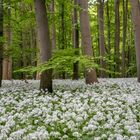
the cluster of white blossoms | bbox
[0,78,140,140]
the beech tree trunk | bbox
[3,0,12,80]
[36,33,40,80]
[3,58,12,79]
[72,0,79,80]
[122,0,128,77]
[61,3,65,79]
[0,0,3,87]
[49,0,56,50]
[97,0,106,78]
[114,0,120,76]
[106,0,111,77]
[78,0,98,84]
[130,0,140,82]
[34,0,52,92]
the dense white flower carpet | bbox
[0,79,140,140]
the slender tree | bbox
[130,0,140,82]
[122,0,128,77]
[61,2,65,79]
[72,0,79,80]
[34,0,52,92]
[114,0,120,75]
[0,0,3,87]
[106,0,111,77]
[18,2,26,79]
[78,0,98,84]
[49,0,56,50]
[97,0,106,77]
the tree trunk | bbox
[34,0,52,92]
[3,0,12,80]
[121,0,128,77]
[61,3,65,79]
[78,0,98,84]
[36,32,40,80]
[0,0,3,87]
[19,32,24,79]
[97,0,106,78]
[130,0,140,82]
[49,0,56,50]
[3,58,12,79]
[106,0,111,77]
[114,0,120,76]
[72,0,79,80]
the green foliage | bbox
[14,48,118,77]
[2,0,137,79]
[0,36,4,44]
[127,63,137,76]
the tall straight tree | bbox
[61,3,65,50]
[78,0,98,84]
[97,0,106,77]
[114,0,120,75]
[34,0,52,92]
[106,0,111,77]
[61,2,65,79]
[122,0,128,77]
[72,0,79,80]
[0,0,3,87]
[3,0,12,80]
[49,0,56,50]
[130,0,140,82]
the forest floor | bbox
[0,79,140,140]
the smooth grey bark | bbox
[34,0,52,92]
[130,0,140,82]
[0,0,3,87]
[78,0,98,84]
[97,0,106,78]
[72,0,79,80]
